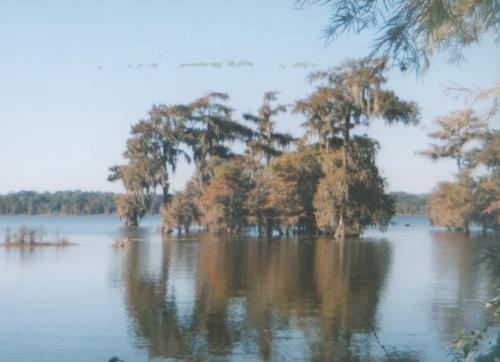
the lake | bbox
[0,215,497,361]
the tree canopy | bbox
[420,109,488,170]
[295,58,419,237]
[109,58,420,238]
[243,91,295,165]
[426,127,500,231]
[299,0,500,71]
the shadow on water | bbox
[116,235,398,361]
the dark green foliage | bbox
[390,192,428,215]
[0,191,117,215]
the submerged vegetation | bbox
[110,58,419,238]
[2,226,72,247]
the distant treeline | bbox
[0,191,117,215]
[390,192,428,215]
[0,190,426,216]
[0,191,162,215]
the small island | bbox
[2,226,73,248]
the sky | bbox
[0,0,499,195]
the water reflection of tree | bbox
[120,235,393,360]
[121,232,191,359]
[430,231,497,343]
[0,245,69,264]
[312,238,392,360]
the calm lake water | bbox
[0,215,498,361]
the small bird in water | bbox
[404,223,411,227]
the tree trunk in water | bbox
[162,184,169,205]
[127,212,139,228]
[196,160,208,191]
[160,183,170,234]
[335,119,351,240]
[265,220,273,239]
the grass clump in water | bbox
[2,226,73,247]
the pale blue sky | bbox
[0,0,498,194]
